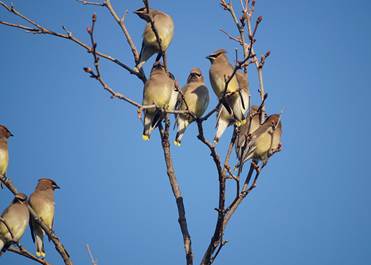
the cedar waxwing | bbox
[214,71,250,143]
[207,49,238,97]
[237,113,282,166]
[29,178,60,258]
[174,68,210,146]
[0,193,29,253]
[135,7,174,70]
[0,125,13,178]
[142,63,175,140]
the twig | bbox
[0,1,146,82]
[8,245,53,265]
[78,0,104,7]
[243,3,268,121]
[196,120,226,265]
[210,240,228,264]
[86,244,98,265]
[103,0,140,63]
[224,162,258,228]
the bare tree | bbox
[0,1,282,265]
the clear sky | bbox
[1,0,371,265]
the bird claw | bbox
[137,108,143,120]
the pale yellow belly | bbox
[255,133,272,158]
[37,204,55,229]
[0,149,9,176]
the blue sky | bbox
[1,0,371,264]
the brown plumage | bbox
[142,62,175,140]
[135,7,174,70]
[0,125,13,178]
[29,178,60,257]
[0,193,29,253]
[236,112,282,166]
[174,68,210,146]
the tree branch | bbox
[159,117,193,265]
[0,1,146,82]
[196,120,226,265]
[8,245,53,265]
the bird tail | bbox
[35,229,45,257]
[142,110,163,140]
[174,116,189,146]
[214,112,230,144]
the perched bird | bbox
[0,125,13,178]
[207,49,238,99]
[142,62,175,140]
[236,113,282,167]
[0,193,29,253]
[174,68,210,146]
[29,178,60,258]
[214,71,250,143]
[135,7,174,70]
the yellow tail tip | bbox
[235,119,246,127]
[36,251,46,258]
[174,140,181,147]
[142,134,150,141]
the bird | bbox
[0,193,29,253]
[0,125,13,179]
[236,112,282,167]
[214,71,250,143]
[142,62,175,140]
[29,178,60,258]
[134,7,174,70]
[207,49,239,100]
[174,68,210,146]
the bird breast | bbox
[143,77,173,108]
[183,84,209,117]
[0,146,8,176]
[209,65,238,98]
[254,132,273,158]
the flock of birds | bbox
[0,6,282,261]
[0,124,59,257]
[134,7,282,163]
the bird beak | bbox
[54,184,61,190]
[9,132,14,137]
